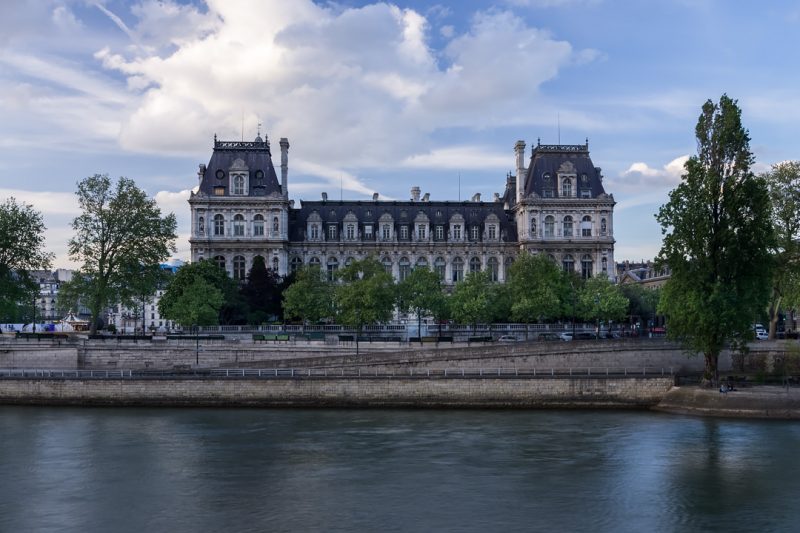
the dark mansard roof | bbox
[198,136,282,197]
[289,200,518,242]
[523,142,607,199]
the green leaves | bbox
[282,265,333,325]
[334,258,395,330]
[159,260,238,327]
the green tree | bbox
[449,270,497,328]
[762,161,800,338]
[620,284,661,329]
[397,266,446,343]
[656,95,773,383]
[68,175,177,334]
[507,253,568,324]
[334,258,395,353]
[577,274,629,335]
[159,260,238,327]
[282,265,333,328]
[241,256,283,324]
[0,198,53,321]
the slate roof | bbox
[290,200,518,242]
[523,143,607,199]
[198,137,282,197]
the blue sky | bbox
[2,0,799,267]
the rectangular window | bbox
[582,227,591,237]
[400,225,409,240]
[364,225,373,239]
[310,225,319,239]
[328,225,337,240]
[488,225,497,239]
[453,224,462,240]
[382,224,391,240]
[213,187,225,196]
[418,225,426,240]
[346,224,355,240]
[470,226,479,241]
[435,225,444,240]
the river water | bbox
[1,407,798,533]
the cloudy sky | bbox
[2,0,799,268]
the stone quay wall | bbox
[0,375,675,408]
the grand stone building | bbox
[189,134,615,284]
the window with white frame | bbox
[233,214,245,236]
[434,257,446,280]
[232,175,245,195]
[561,177,572,198]
[488,257,499,281]
[470,226,479,241]
[399,257,410,281]
[214,214,224,236]
[310,224,319,240]
[400,225,409,240]
[382,224,391,240]
[253,214,264,236]
[452,224,462,240]
[563,216,573,238]
[488,225,497,240]
[328,224,337,240]
[346,224,355,240]
[544,216,554,238]
[435,225,444,240]
[233,255,246,280]
[417,225,426,240]
[452,257,464,282]
[469,256,481,273]
[364,224,373,239]
[582,216,592,237]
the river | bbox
[1,407,798,532]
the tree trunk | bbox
[702,351,720,387]
[768,287,781,340]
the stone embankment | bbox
[654,386,800,419]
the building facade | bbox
[189,134,615,284]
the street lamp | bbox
[193,324,199,366]
[594,293,600,340]
[355,270,364,357]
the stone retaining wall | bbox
[0,376,674,408]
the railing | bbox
[0,367,675,380]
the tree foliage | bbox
[397,266,446,340]
[449,270,500,326]
[282,265,333,325]
[158,260,236,327]
[0,198,53,320]
[656,95,774,382]
[577,274,629,324]
[507,253,569,323]
[240,256,283,324]
[620,284,661,324]
[762,161,800,338]
[68,175,177,334]
[334,257,395,332]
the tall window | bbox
[562,254,574,273]
[382,256,393,274]
[233,175,245,195]
[273,217,280,236]
[233,255,246,280]
[253,214,264,236]
[310,224,319,240]
[214,255,226,271]
[346,224,355,240]
[488,225,497,240]
[364,225,373,240]
[197,216,205,235]
[399,257,411,281]
[328,225,337,241]
[488,257,499,281]
[452,257,464,283]
[562,177,572,198]
[416,257,428,269]
[469,256,481,273]
[214,214,225,236]
[452,224,462,240]
[581,254,593,279]
[400,225,409,240]
[563,216,573,238]
[600,218,607,235]
[470,226,479,241]
[327,257,338,281]
[309,257,321,267]
[290,256,303,273]
[544,216,554,238]
[434,257,446,280]
[582,216,592,237]
[417,225,426,240]
[382,224,391,240]
[530,218,536,237]
[435,225,444,240]
[233,214,245,236]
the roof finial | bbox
[257,122,262,137]
[586,137,589,147]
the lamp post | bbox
[594,294,600,340]
[32,291,36,334]
[355,270,364,357]
[193,324,199,366]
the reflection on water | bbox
[1,407,799,533]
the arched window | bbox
[530,218,536,237]
[214,255,226,271]
[327,257,338,281]
[416,257,428,269]
[309,257,321,267]
[272,256,279,273]
[600,218,607,235]
[469,256,481,273]
[581,254,593,279]
[452,257,464,283]
[233,175,245,195]
[197,216,204,235]
[434,257,446,280]
[233,214,245,237]
[382,256,393,274]
[563,216,573,238]
[582,216,592,237]
[290,256,303,273]
[214,214,224,236]
[399,257,411,281]
[233,255,246,280]
[562,254,574,273]
[562,177,572,198]
[253,214,264,236]
[488,257,499,282]
[544,216,555,238]
[273,216,280,236]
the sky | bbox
[2,0,799,269]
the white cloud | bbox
[607,155,688,194]
[0,189,79,216]
[402,146,510,170]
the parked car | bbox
[755,329,768,340]
[573,332,596,340]
[537,332,560,341]
[558,332,573,341]
[498,335,519,342]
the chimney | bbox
[471,193,481,202]
[422,192,430,202]
[322,192,328,201]
[280,138,289,198]
[410,186,421,202]
[373,192,379,201]
[515,140,526,202]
